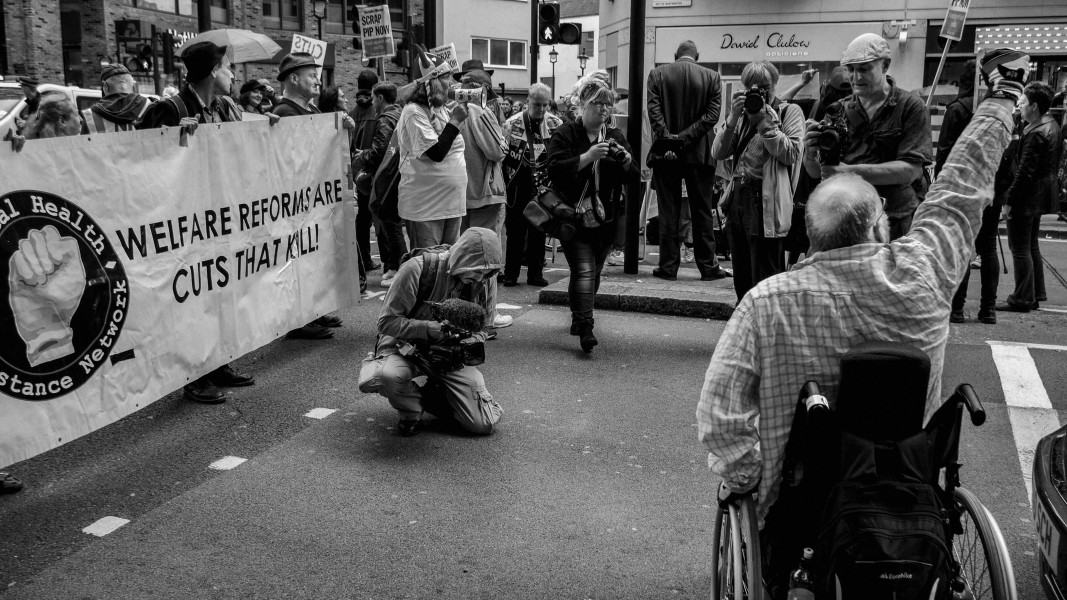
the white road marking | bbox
[544,268,567,273]
[988,341,1062,506]
[82,516,130,537]
[304,408,337,419]
[363,291,386,299]
[496,303,522,310]
[990,340,1067,352]
[1038,307,1067,314]
[208,456,247,471]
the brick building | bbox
[1,0,436,97]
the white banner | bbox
[0,115,358,467]
[292,33,328,79]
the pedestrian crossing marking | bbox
[82,516,130,537]
[304,408,337,420]
[208,456,247,471]
[990,340,1067,352]
[988,341,1062,507]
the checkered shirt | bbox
[697,100,1015,522]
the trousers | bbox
[951,204,1001,312]
[378,354,502,435]
[407,217,462,249]
[652,162,719,276]
[561,225,615,324]
[1006,214,1046,306]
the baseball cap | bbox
[841,33,891,65]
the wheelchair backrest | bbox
[835,341,930,443]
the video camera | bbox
[398,299,486,374]
[810,102,849,166]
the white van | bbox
[0,79,159,140]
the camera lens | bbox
[744,90,764,114]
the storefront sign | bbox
[358,4,395,59]
[655,23,891,64]
[941,0,971,42]
[653,0,692,7]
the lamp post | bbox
[548,47,558,98]
[311,0,328,40]
[578,47,588,77]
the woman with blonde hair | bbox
[546,77,638,352]
[22,92,83,139]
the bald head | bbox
[675,40,699,61]
[805,173,887,252]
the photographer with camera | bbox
[711,61,805,301]
[367,227,504,437]
[802,33,932,240]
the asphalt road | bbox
[1,235,1066,600]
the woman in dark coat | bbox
[546,78,638,352]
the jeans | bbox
[951,204,1001,312]
[1006,213,1045,307]
[407,217,462,249]
[504,197,546,280]
[561,225,615,325]
[377,218,408,271]
[462,203,504,235]
[652,162,719,276]
[727,182,784,301]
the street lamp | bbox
[578,47,588,77]
[548,47,558,98]
[311,0,328,41]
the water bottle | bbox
[787,548,816,600]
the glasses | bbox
[589,101,612,111]
[876,196,887,223]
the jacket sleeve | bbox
[679,70,722,146]
[710,121,737,162]
[364,114,393,174]
[467,107,507,162]
[377,258,442,342]
[761,103,803,165]
[646,70,667,140]
[1004,129,1047,209]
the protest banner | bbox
[292,33,328,79]
[0,115,358,467]
[927,0,972,107]
[429,43,460,73]
[358,5,395,59]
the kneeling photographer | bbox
[363,227,504,437]
[711,60,805,302]
[802,33,932,240]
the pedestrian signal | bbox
[538,3,560,45]
[559,22,582,45]
[160,32,175,74]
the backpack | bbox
[369,127,402,223]
[400,245,451,319]
[815,431,953,600]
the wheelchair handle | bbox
[799,381,825,413]
[956,384,986,426]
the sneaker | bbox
[492,314,514,328]
[682,247,694,263]
[969,256,982,270]
[606,250,624,266]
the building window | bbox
[580,31,594,59]
[471,37,526,68]
[263,0,302,31]
[121,0,228,21]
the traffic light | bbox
[131,43,153,72]
[160,32,175,74]
[559,22,582,45]
[538,2,560,45]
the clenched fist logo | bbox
[8,225,86,367]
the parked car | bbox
[0,78,159,141]
[1035,424,1067,600]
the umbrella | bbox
[179,29,282,64]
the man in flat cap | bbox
[140,41,242,129]
[139,41,254,404]
[14,76,41,135]
[270,52,354,340]
[802,32,932,240]
[83,65,150,133]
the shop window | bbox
[123,0,228,22]
[471,37,525,68]
[580,31,594,60]
[263,0,302,31]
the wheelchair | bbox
[709,341,1017,600]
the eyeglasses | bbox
[876,196,887,222]
[589,101,612,111]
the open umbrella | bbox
[179,29,282,64]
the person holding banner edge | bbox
[137,41,256,404]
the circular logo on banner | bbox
[0,190,129,401]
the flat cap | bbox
[278,52,318,81]
[841,33,891,65]
[101,64,131,81]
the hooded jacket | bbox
[83,93,150,132]
[376,227,503,354]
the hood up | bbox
[447,227,503,275]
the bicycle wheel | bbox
[710,495,763,600]
[952,487,1017,600]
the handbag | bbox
[369,128,402,223]
[524,187,578,241]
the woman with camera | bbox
[546,77,638,352]
[711,60,805,301]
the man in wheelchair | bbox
[697,49,1029,599]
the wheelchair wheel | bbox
[952,487,1017,600]
[710,494,763,600]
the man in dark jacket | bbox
[360,81,406,284]
[646,40,730,281]
[83,65,150,133]
[999,81,1063,313]
[349,69,380,275]
[140,41,242,129]
[137,41,254,404]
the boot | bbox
[578,323,598,353]
[977,305,997,324]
